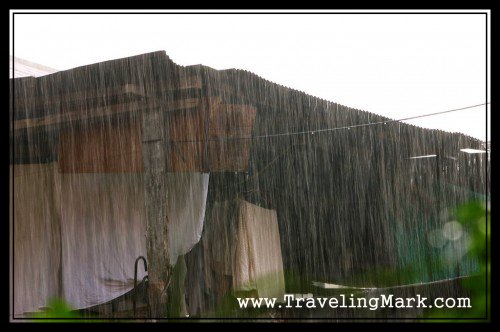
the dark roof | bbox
[10,50,484,165]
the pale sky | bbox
[10,11,490,141]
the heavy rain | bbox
[10,11,490,322]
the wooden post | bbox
[141,108,171,318]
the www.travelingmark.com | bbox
[237,294,471,311]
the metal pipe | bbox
[133,256,148,317]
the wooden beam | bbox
[141,106,172,318]
[13,84,148,111]
[13,98,201,131]
[13,76,202,111]
[145,75,202,92]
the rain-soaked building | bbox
[10,51,489,319]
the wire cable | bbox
[171,102,489,143]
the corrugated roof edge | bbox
[10,51,484,143]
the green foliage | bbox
[30,298,99,322]
[423,201,490,321]
[32,298,81,323]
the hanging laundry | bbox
[57,171,208,310]
[204,199,285,300]
[165,173,209,265]
[60,172,147,310]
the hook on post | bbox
[133,256,149,317]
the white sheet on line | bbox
[165,173,210,266]
[60,172,147,310]
[234,200,286,300]
[13,163,209,313]
[60,171,209,310]
[205,199,286,300]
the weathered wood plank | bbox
[58,119,144,173]
[53,98,255,174]
[165,97,257,172]
[14,84,147,111]
[13,75,201,111]
[141,107,171,318]
[13,98,200,131]
[143,75,202,93]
